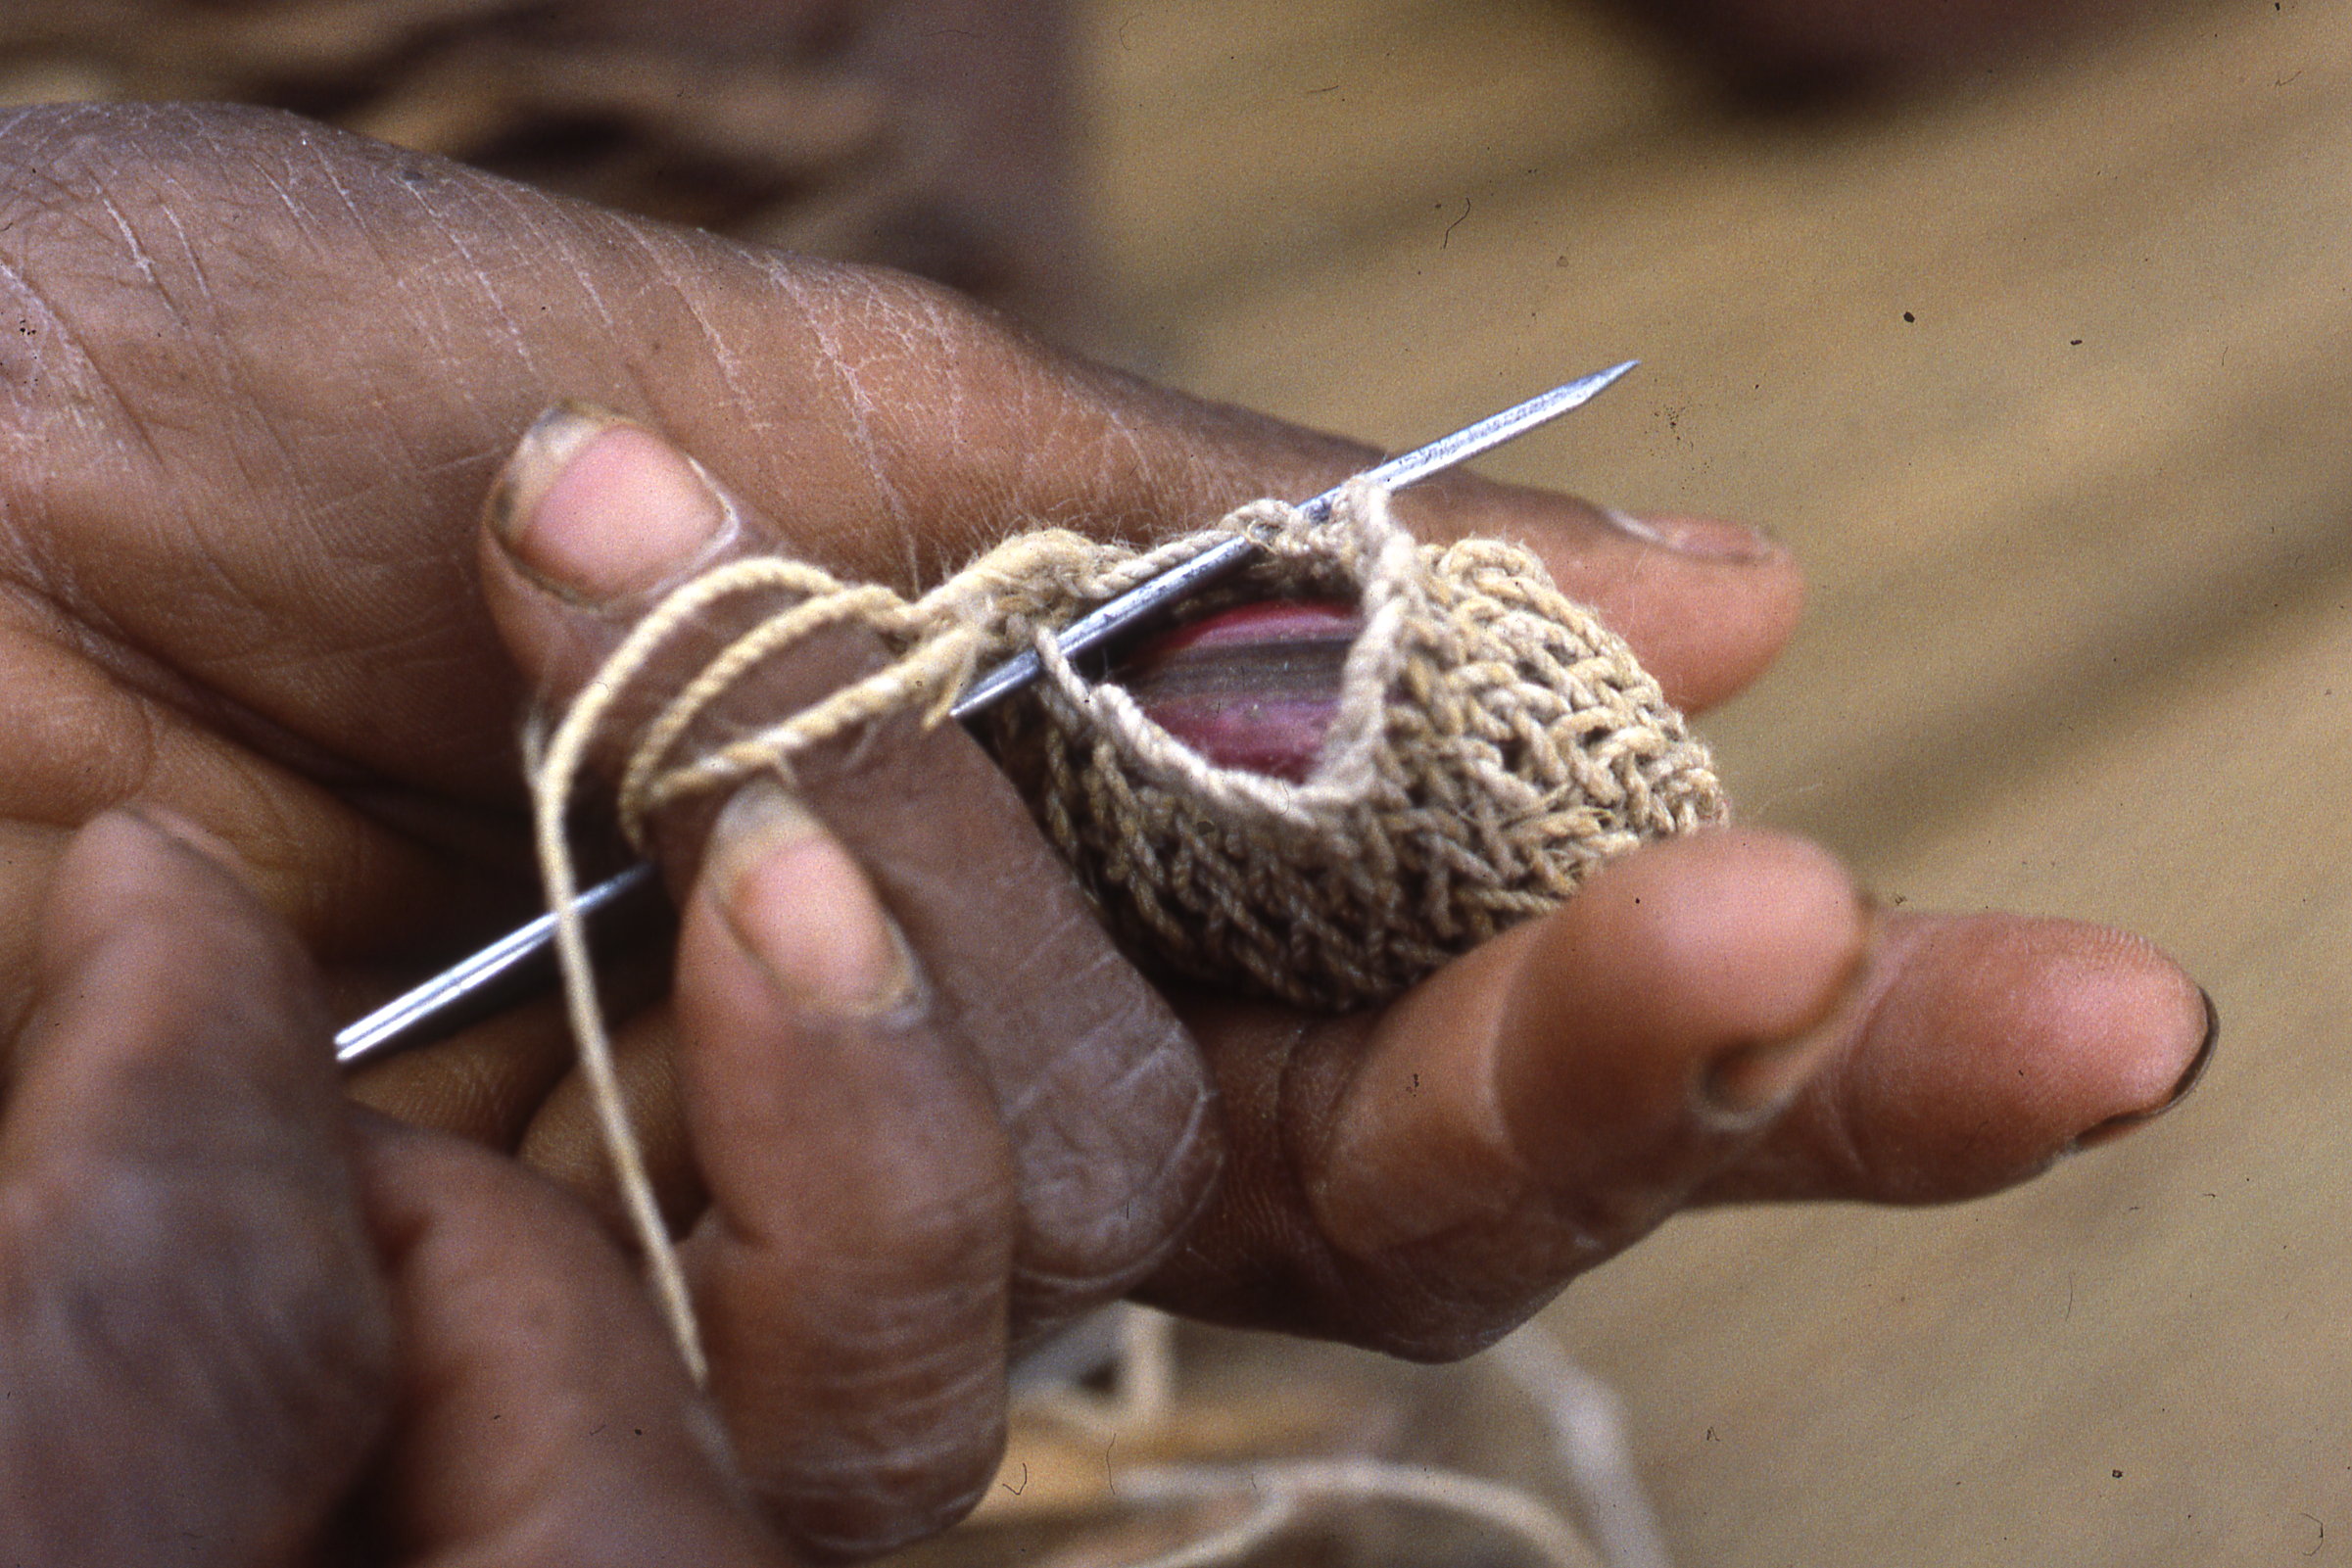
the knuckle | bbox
[1009,1003,1221,1307]
[741,1297,1008,1558]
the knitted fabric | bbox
[986,480,1727,1011]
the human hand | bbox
[0,102,2211,1557]
[0,812,788,1567]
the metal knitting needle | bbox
[335,360,1640,1068]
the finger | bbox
[1453,492,1800,716]
[0,811,391,1567]
[479,405,1220,1331]
[346,991,578,1151]
[462,379,1791,728]
[1141,828,1870,1356]
[674,783,1018,1557]
[1140,833,2213,1359]
[1689,911,2217,1206]
[349,1113,784,1567]
[518,1002,706,1232]
[349,929,675,1154]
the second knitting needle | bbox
[336,361,1641,1066]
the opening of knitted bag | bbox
[984,479,1727,1013]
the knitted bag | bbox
[560,476,1726,1016]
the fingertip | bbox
[517,1010,704,1238]
[1920,919,2212,1137]
[1623,532,1805,714]
[52,807,233,917]
[489,404,736,603]
[484,402,613,560]
[32,809,317,1043]
[344,1102,497,1258]
[1569,516,1805,715]
[1503,828,1868,1062]
[1489,829,1870,1193]
[342,994,580,1152]
[350,1102,621,1279]
[2070,981,2216,1151]
[699,781,920,1023]
[2002,924,2214,1151]
[1744,915,2219,1204]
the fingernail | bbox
[705,781,917,1019]
[1601,507,1779,564]
[2067,987,2220,1153]
[1698,948,1873,1124]
[487,401,734,603]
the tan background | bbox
[1078,1,2352,1562]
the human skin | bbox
[0,103,2211,1558]
[0,812,792,1567]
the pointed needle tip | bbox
[1515,358,1640,421]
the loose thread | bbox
[1117,1460,1601,1568]
[532,588,719,1382]
[1491,1333,1677,1568]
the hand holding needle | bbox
[335,362,1641,1067]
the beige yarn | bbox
[990,480,1725,1010]
[531,476,1725,1370]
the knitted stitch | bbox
[986,480,1726,1010]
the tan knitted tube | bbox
[985,479,1727,1010]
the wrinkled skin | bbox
[0,813,791,1567]
[0,104,2212,1559]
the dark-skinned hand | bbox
[0,811,792,1567]
[0,102,2212,1559]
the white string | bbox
[1114,1459,1602,1568]
[1491,1333,1677,1568]
[1013,1310,1669,1568]
[530,598,719,1382]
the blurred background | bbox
[3,0,2347,1561]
